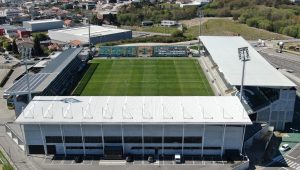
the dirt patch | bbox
[179,17,233,28]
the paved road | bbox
[265,143,300,169]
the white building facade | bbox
[16,96,252,157]
[23,19,63,32]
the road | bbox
[264,143,300,169]
[258,48,300,91]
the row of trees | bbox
[117,3,198,26]
[203,0,300,38]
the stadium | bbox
[8,36,296,162]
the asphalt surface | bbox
[265,143,300,169]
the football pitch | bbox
[74,59,214,96]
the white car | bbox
[279,144,290,152]
[175,154,182,164]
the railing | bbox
[4,123,25,151]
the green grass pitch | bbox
[76,59,214,96]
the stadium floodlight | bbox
[197,8,204,56]
[238,47,250,101]
[21,45,32,102]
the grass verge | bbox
[185,19,291,40]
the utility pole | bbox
[238,47,250,101]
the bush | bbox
[172,30,184,37]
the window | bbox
[203,147,221,150]
[85,146,102,149]
[85,136,102,143]
[184,137,202,143]
[64,136,82,143]
[124,137,142,143]
[46,136,62,143]
[164,137,182,143]
[144,137,162,143]
[28,145,45,154]
[104,137,122,143]
[66,146,83,149]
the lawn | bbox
[76,59,214,96]
[185,19,291,40]
[0,151,13,170]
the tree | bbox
[172,30,184,37]
[33,33,49,41]
[32,36,44,56]
[12,39,19,54]
[3,41,12,51]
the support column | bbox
[80,124,86,156]
[240,124,246,154]
[101,124,105,156]
[221,124,226,157]
[59,124,66,156]
[201,124,205,158]
[39,124,47,156]
[20,124,28,155]
[182,123,184,156]
[162,124,164,158]
[121,124,125,156]
[142,123,144,163]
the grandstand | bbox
[3,47,87,116]
[199,36,297,130]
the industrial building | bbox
[199,36,297,130]
[23,19,63,32]
[4,48,86,115]
[48,25,132,45]
[16,96,251,157]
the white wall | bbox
[24,124,245,156]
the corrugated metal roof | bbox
[5,48,83,95]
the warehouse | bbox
[23,19,63,32]
[48,25,132,45]
[16,96,251,158]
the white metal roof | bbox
[25,19,63,24]
[200,36,296,87]
[16,96,251,125]
[49,25,131,38]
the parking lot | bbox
[40,155,232,166]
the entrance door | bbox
[104,146,123,160]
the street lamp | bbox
[238,47,250,101]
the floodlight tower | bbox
[21,46,32,102]
[198,8,203,56]
[238,47,250,101]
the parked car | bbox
[74,156,83,163]
[126,155,133,162]
[279,144,290,152]
[148,155,155,163]
[175,154,182,164]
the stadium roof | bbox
[200,36,296,88]
[4,48,82,95]
[16,96,252,125]
[49,25,131,38]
